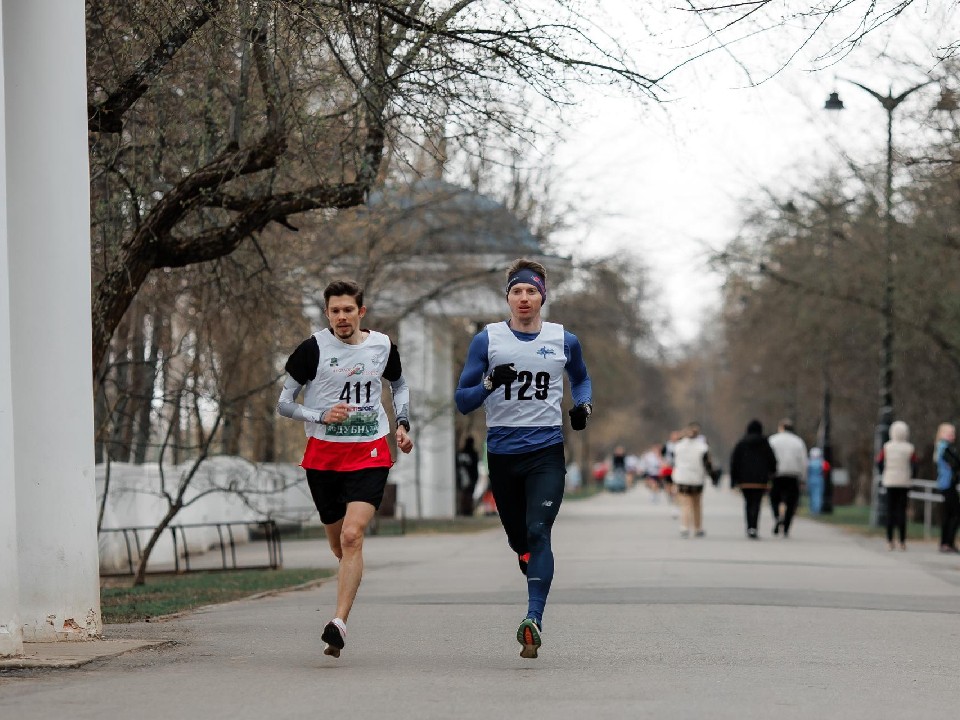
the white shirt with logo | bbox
[302,330,391,442]
[483,321,566,428]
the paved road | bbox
[3,484,960,719]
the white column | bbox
[0,0,21,658]
[5,0,101,640]
[394,313,456,518]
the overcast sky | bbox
[547,0,958,347]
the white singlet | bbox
[483,321,566,428]
[302,330,392,442]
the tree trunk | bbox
[108,312,133,461]
[133,501,182,586]
[133,312,159,464]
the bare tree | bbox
[682,0,958,71]
[548,256,678,463]
[712,137,960,496]
[88,0,660,378]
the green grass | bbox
[800,503,931,540]
[100,568,335,624]
[292,515,502,540]
[398,516,502,533]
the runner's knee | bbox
[340,525,365,551]
[527,521,551,551]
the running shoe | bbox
[321,620,345,658]
[517,618,542,659]
[518,552,531,576]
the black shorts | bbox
[676,484,703,496]
[306,467,390,524]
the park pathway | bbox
[2,484,959,719]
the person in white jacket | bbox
[672,423,713,537]
[767,419,807,537]
[877,420,917,551]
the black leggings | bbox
[940,486,960,548]
[770,476,800,531]
[884,486,909,544]
[486,443,566,558]
[487,443,566,622]
[742,488,765,532]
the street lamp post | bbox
[815,191,852,513]
[825,79,932,520]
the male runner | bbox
[277,279,413,658]
[455,258,593,659]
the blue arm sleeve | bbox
[564,331,592,406]
[455,330,492,414]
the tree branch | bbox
[89,0,223,133]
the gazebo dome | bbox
[368,179,542,256]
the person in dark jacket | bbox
[729,419,778,539]
[456,436,480,516]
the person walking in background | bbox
[768,418,808,538]
[876,421,918,551]
[276,279,414,658]
[456,436,480,516]
[806,448,830,515]
[672,423,712,538]
[661,430,681,517]
[729,419,778,539]
[934,422,960,553]
[607,445,628,492]
[639,444,663,501]
[455,257,593,659]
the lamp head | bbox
[824,91,844,111]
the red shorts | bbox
[301,436,392,472]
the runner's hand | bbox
[396,425,414,453]
[569,403,592,431]
[323,403,352,424]
[487,363,518,389]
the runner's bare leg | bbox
[335,501,377,622]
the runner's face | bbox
[507,283,542,322]
[325,294,365,341]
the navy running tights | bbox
[487,443,566,628]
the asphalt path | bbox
[3,483,960,719]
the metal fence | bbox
[99,520,282,577]
[907,479,942,539]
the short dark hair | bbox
[323,279,364,308]
[779,418,794,432]
[506,258,547,281]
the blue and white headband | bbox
[505,269,547,304]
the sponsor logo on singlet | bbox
[325,408,379,436]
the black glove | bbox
[569,403,592,431]
[486,363,518,389]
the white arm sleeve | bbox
[276,376,325,424]
[390,374,410,427]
